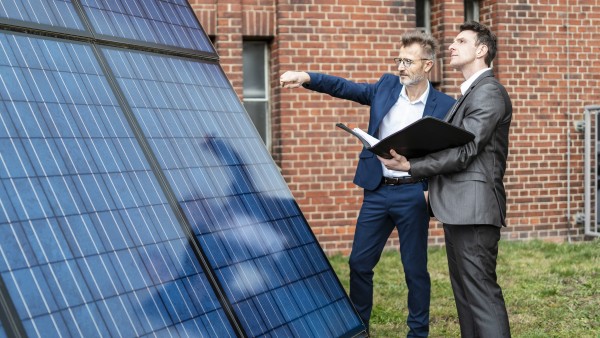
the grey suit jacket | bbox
[410,70,512,227]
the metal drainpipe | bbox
[567,122,571,243]
[584,109,590,237]
[565,7,572,243]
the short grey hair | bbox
[400,30,438,60]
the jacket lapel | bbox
[422,83,436,117]
[444,94,465,122]
[372,80,402,133]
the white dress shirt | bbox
[379,83,430,178]
[460,68,491,95]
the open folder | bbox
[336,116,475,159]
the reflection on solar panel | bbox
[0,1,367,337]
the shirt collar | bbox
[400,81,431,105]
[460,68,491,95]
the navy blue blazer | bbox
[304,72,456,191]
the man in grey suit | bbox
[383,21,512,337]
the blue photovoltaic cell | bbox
[0,0,85,31]
[0,32,234,337]
[102,48,364,336]
[80,0,215,53]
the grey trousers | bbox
[443,224,511,338]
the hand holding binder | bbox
[336,116,475,159]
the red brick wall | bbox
[482,0,600,241]
[190,0,600,254]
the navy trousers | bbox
[349,182,430,337]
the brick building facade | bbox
[189,0,600,254]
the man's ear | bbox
[477,44,488,58]
[424,59,434,73]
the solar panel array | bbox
[0,1,367,337]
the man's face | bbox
[395,44,431,87]
[448,30,479,69]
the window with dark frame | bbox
[464,0,480,21]
[242,41,271,148]
[416,0,431,33]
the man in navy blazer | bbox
[280,31,455,336]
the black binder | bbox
[336,116,475,159]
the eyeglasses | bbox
[393,57,431,68]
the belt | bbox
[381,176,423,185]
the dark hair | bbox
[401,30,437,60]
[460,21,497,66]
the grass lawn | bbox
[328,240,600,337]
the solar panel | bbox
[0,0,85,31]
[80,0,215,54]
[0,0,367,337]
